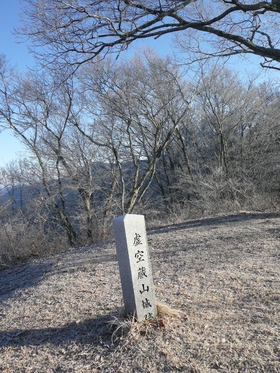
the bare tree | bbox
[0,159,58,263]
[76,51,194,213]
[166,63,278,215]
[241,81,280,198]
[192,64,263,176]
[0,57,79,245]
[19,0,280,72]
[0,60,110,246]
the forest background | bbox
[0,0,280,266]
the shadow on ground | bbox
[0,248,117,302]
[148,212,280,235]
[0,312,121,348]
[0,262,53,302]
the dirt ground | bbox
[0,212,279,372]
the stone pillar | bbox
[112,214,157,322]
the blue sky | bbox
[0,0,34,70]
[0,0,35,167]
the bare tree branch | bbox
[18,0,280,71]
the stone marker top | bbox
[113,214,148,247]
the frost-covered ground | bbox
[1,213,279,372]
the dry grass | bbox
[0,212,279,372]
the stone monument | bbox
[112,214,157,322]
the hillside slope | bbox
[0,213,280,372]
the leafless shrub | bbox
[0,215,69,267]
[172,167,280,221]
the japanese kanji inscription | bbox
[112,214,157,322]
